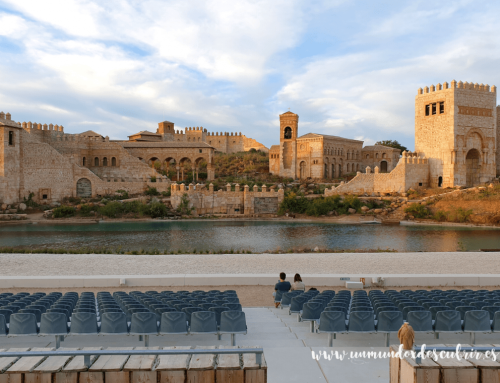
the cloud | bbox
[0,1,499,149]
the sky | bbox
[0,0,499,149]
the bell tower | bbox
[279,111,298,178]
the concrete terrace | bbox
[3,307,500,382]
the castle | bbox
[0,115,266,204]
[269,111,400,179]
[326,81,499,195]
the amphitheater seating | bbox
[273,287,500,346]
[0,289,246,347]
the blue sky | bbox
[0,0,499,149]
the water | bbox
[0,221,499,252]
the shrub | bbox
[147,202,168,218]
[99,201,123,218]
[150,176,157,182]
[161,190,171,197]
[115,190,129,200]
[404,203,430,218]
[53,205,76,218]
[80,204,93,216]
[454,207,473,223]
[145,187,159,196]
[434,210,448,222]
[23,192,40,208]
[177,193,194,215]
[278,192,309,214]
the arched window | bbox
[8,131,14,145]
[284,127,292,139]
[376,153,379,159]
[347,163,351,172]
[366,154,369,159]
[103,157,108,166]
[382,153,386,158]
[112,157,116,166]
[94,157,99,166]
[82,157,86,166]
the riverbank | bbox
[1,252,500,276]
[3,213,500,230]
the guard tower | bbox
[279,111,298,179]
[156,121,175,141]
[415,81,497,187]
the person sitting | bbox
[273,272,291,308]
[291,273,305,291]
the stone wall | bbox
[325,152,429,195]
[497,105,500,176]
[415,81,497,187]
[170,183,284,215]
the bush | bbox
[147,202,168,218]
[150,176,157,182]
[177,193,194,215]
[53,205,76,218]
[434,210,448,222]
[98,201,123,218]
[161,190,171,197]
[454,207,473,223]
[115,190,129,200]
[145,187,159,196]
[278,192,309,214]
[80,204,93,216]
[404,203,430,218]
[23,192,40,208]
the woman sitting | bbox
[291,273,305,291]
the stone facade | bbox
[326,80,499,195]
[170,183,284,215]
[325,151,429,195]
[269,111,397,180]
[361,145,400,173]
[0,114,206,204]
[415,81,497,187]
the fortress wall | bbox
[325,153,429,195]
[497,106,500,176]
[170,183,284,215]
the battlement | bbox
[171,183,283,193]
[0,111,12,121]
[417,81,497,95]
[22,121,64,133]
[206,132,242,136]
[400,151,428,164]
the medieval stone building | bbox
[327,80,499,195]
[269,111,399,179]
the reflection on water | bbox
[0,221,499,252]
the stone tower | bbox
[157,121,175,141]
[0,112,24,202]
[279,111,298,179]
[415,81,497,187]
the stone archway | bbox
[380,161,388,173]
[76,178,92,198]
[466,149,481,187]
[300,161,307,179]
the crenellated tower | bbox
[415,81,497,187]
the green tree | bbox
[375,140,408,153]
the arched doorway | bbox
[76,178,92,198]
[300,161,306,179]
[466,149,480,186]
[380,161,388,173]
[438,176,443,187]
[331,164,335,178]
[338,164,342,177]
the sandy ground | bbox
[1,252,500,276]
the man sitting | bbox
[273,272,291,308]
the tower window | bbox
[8,131,14,145]
[83,157,86,166]
[284,127,292,139]
[112,157,116,166]
[425,105,430,116]
[439,102,445,114]
[432,103,437,115]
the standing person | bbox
[291,273,305,291]
[273,272,291,308]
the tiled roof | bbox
[298,133,364,143]
[118,141,214,148]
